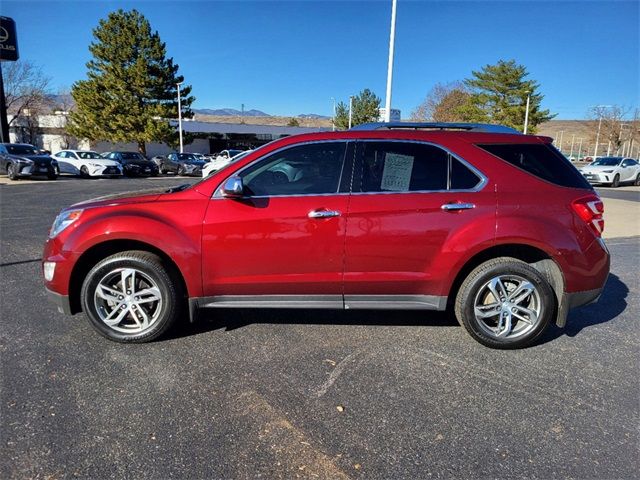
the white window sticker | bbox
[381,153,414,191]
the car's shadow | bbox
[167,273,629,345]
[168,306,457,341]
[539,273,629,343]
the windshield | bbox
[7,144,38,155]
[121,152,146,160]
[77,151,102,159]
[177,153,198,161]
[227,150,243,157]
[591,157,622,166]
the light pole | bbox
[383,0,398,123]
[176,82,183,153]
[558,131,564,152]
[577,137,583,160]
[569,134,575,159]
[592,105,611,159]
[593,115,603,159]
[348,95,354,129]
[523,90,531,134]
[331,97,336,131]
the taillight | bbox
[572,196,604,236]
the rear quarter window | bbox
[477,143,591,189]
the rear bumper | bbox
[567,287,603,309]
[46,287,73,315]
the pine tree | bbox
[459,59,554,133]
[68,9,194,154]
[334,89,381,130]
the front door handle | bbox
[441,202,475,211]
[308,209,341,219]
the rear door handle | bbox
[308,209,341,219]
[441,202,475,211]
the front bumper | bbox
[582,173,613,184]
[46,287,73,315]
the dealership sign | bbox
[0,16,19,61]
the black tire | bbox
[80,165,90,178]
[47,165,59,180]
[634,173,640,186]
[177,164,185,176]
[81,250,183,343]
[7,162,18,180]
[611,174,620,188]
[454,257,555,349]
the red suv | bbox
[42,123,609,349]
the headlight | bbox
[49,209,83,238]
[602,170,613,173]
[16,157,34,165]
[89,163,101,167]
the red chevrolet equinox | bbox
[43,123,610,349]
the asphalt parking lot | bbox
[1,176,639,479]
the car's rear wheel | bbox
[611,174,620,188]
[455,257,555,349]
[81,251,183,343]
[7,163,18,180]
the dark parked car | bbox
[0,143,59,180]
[101,151,159,177]
[43,122,609,349]
[158,152,206,176]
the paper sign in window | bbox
[381,153,414,191]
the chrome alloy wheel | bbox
[473,274,542,340]
[93,267,163,333]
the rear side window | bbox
[478,143,591,189]
[356,141,482,193]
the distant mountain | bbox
[298,113,330,119]
[194,108,271,117]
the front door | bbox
[201,141,353,306]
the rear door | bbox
[201,141,354,304]
[343,140,496,309]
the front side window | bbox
[77,151,101,159]
[355,141,481,193]
[240,142,347,196]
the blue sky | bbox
[3,0,639,119]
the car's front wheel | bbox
[80,165,90,178]
[81,251,183,343]
[455,257,555,349]
[634,173,640,186]
[7,163,19,180]
[611,174,620,188]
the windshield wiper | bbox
[165,183,191,193]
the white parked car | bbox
[580,157,640,187]
[54,150,123,177]
[202,150,252,177]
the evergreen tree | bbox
[459,59,554,133]
[334,89,381,130]
[68,9,194,154]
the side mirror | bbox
[221,176,244,198]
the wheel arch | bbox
[447,243,566,326]
[68,239,189,315]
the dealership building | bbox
[9,112,329,156]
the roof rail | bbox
[349,122,521,134]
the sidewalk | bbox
[603,197,640,239]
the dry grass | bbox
[192,114,332,128]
